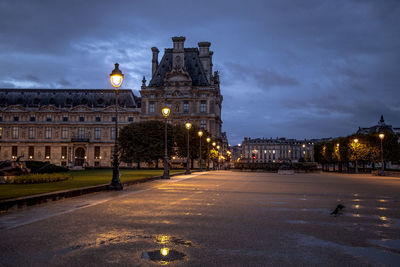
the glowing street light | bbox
[198,130,203,171]
[379,133,385,174]
[162,107,171,179]
[185,122,192,174]
[206,137,211,171]
[109,63,124,190]
[353,138,359,174]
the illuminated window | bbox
[45,146,51,159]
[0,127,2,139]
[61,146,67,159]
[28,146,34,159]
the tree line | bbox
[313,131,400,172]
[118,121,220,168]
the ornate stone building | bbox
[241,137,316,163]
[0,36,225,168]
[140,37,223,138]
[0,89,140,168]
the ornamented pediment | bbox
[164,68,192,87]
[70,105,92,112]
[3,105,27,111]
[38,105,60,111]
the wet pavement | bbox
[1,171,400,266]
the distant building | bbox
[140,36,223,138]
[241,137,318,163]
[357,115,400,137]
[0,89,140,168]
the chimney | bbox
[151,47,159,78]
[198,42,212,83]
[172,36,185,69]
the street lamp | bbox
[379,133,385,174]
[212,141,216,170]
[185,122,192,174]
[216,145,220,170]
[206,137,211,171]
[354,138,359,174]
[198,130,203,171]
[162,107,171,179]
[109,63,124,190]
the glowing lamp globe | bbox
[161,107,170,118]
[110,63,124,88]
[379,133,385,140]
[212,142,216,147]
[354,138,358,143]
[206,137,211,143]
[198,130,203,137]
[185,122,192,130]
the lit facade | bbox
[241,137,315,163]
[0,89,140,168]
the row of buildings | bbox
[0,37,225,168]
[233,116,400,164]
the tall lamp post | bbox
[206,137,211,171]
[353,138,359,174]
[198,130,203,171]
[379,133,385,174]
[109,63,124,190]
[185,122,192,174]
[212,142,216,169]
[216,145,220,170]
[162,107,171,179]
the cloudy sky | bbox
[0,0,399,145]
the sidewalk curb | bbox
[0,171,187,212]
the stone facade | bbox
[0,37,225,168]
[0,89,140,168]
[140,37,223,138]
[241,137,316,163]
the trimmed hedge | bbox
[2,173,72,184]
[25,161,69,174]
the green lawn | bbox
[0,169,183,200]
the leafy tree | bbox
[119,121,174,167]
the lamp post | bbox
[354,138,359,174]
[198,130,203,171]
[109,63,124,190]
[217,145,220,170]
[212,142,216,169]
[379,133,385,174]
[185,122,192,174]
[162,107,171,179]
[206,137,211,171]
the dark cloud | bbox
[0,0,399,145]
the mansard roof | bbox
[149,48,210,87]
[0,89,140,108]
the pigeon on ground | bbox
[331,204,345,216]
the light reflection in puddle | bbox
[352,199,361,202]
[352,204,362,209]
[378,199,389,203]
[141,248,186,265]
[377,207,388,210]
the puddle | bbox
[141,248,186,265]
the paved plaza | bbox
[1,171,400,266]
